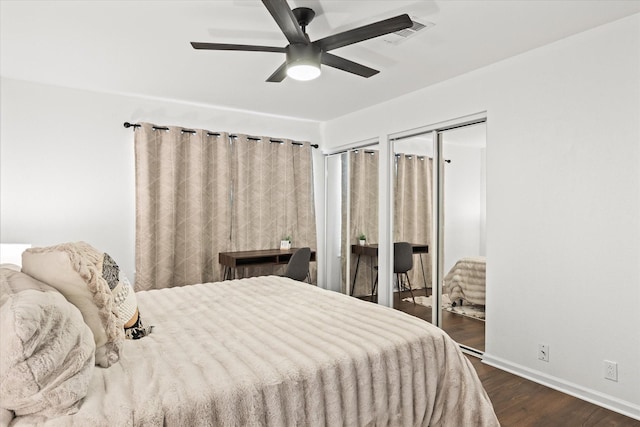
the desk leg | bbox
[370,257,377,298]
[419,254,427,289]
[351,254,361,296]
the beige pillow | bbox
[0,268,95,419]
[21,242,128,367]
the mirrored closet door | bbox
[439,122,486,352]
[324,145,380,299]
[391,120,486,353]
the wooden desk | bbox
[350,243,428,296]
[219,248,316,280]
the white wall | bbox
[321,14,640,418]
[0,79,322,281]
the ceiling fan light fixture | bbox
[286,44,321,81]
[287,63,321,81]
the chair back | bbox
[284,247,311,282]
[393,242,413,274]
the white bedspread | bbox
[443,257,486,306]
[13,276,498,426]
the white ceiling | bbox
[2,1,639,122]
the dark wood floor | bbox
[392,287,485,351]
[384,289,640,426]
[468,356,639,426]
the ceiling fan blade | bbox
[191,42,285,53]
[321,53,379,78]
[314,14,412,51]
[266,62,288,82]
[261,0,308,45]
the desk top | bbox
[219,248,316,268]
[351,243,428,256]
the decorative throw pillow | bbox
[0,268,95,419]
[101,253,152,340]
[21,242,151,367]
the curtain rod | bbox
[395,153,450,163]
[124,122,318,148]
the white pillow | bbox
[0,268,95,419]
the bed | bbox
[443,257,487,307]
[1,244,498,427]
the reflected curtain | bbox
[394,154,433,289]
[135,123,316,290]
[347,150,379,296]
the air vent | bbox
[381,17,434,45]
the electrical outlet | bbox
[538,344,549,362]
[604,360,618,381]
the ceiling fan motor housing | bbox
[286,43,321,69]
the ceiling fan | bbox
[191,0,413,82]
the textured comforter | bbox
[14,276,498,426]
[443,257,486,306]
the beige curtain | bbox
[231,136,317,280]
[394,154,433,289]
[135,123,316,290]
[347,150,379,296]
[135,124,232,290]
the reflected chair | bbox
[372,242,416,304]
[394,242,416,304]
[283,247,311,283]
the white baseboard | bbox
[481,353,640,421]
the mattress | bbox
[13,275,498,426]
[443,257,487,306]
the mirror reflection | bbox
[440,123,487,351]
[392,122,487,353]
[324,145,380,299]
[393,135,434,307]
[346,147,379,300]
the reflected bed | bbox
[443,257,487,306]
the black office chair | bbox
[394,242,416,304]
[372,242,416,304]
[283,247,311,283]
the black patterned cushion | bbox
[102,253,152,340]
